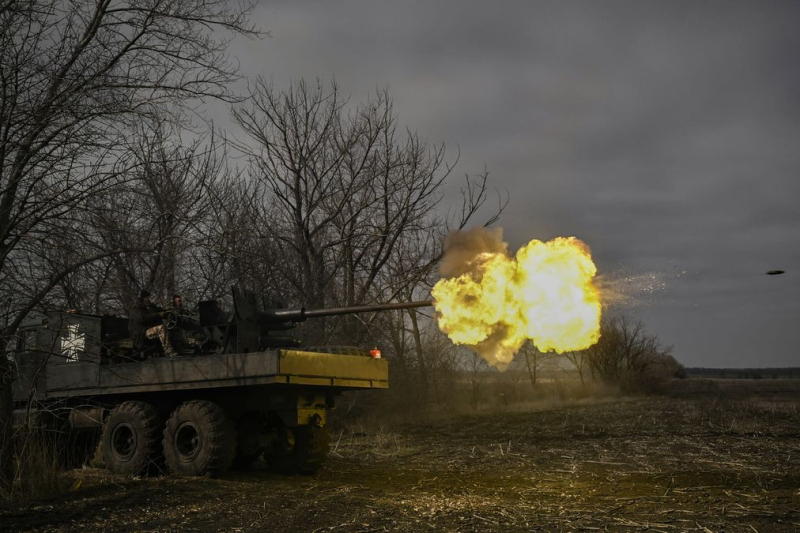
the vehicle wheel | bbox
[231,412,269,470]
[163,400,236,476]
[63,429,102,469]
[266,424,330,475]
[101,401,162,476]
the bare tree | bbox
[563,350,588,386]
[520,341,552,390]
[231,79,504,343]
[465,349,488,409]
[585,315,674,390]
[84,118,229,311]
[0,0,258,490]
[584,317,624,382]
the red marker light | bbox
[369,348,382,359]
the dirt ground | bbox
[2,379,799,532]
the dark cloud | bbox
[221,0,800,367]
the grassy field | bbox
[1,379,798,532]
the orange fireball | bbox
[432,231,601,370]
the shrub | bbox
[4,429,67,501]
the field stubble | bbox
[1,379,798,532]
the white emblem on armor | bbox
[61,324,85,362]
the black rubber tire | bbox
[62,429,102,469]
[231,451,261,471]
[231,412,268,470]
[267,425,330,475]
[101,401,162,476]
[163,400,236,476]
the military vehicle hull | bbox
[12,347,389,477]
[21,349,388,399]
[8,291,422,478]
[10,288,431,477]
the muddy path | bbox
[2,381,799,532]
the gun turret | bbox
[231,288,433,353]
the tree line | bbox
[0,0,680,491]
[370,313,684,415]
[0,0,506,490]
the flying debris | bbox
[765,270,785,276]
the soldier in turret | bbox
[170,293,184,311]
[128,290,176,357]
[167,292,203,353]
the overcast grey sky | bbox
[220,0,800,368]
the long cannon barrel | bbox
[304,300,434,319]
[260,300,434,324]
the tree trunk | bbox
[0,336,14,492]
[470,354,480,408]
[387,311,407,369]
[408,308,428,404]
[524,349,538,390]
[570,352,586,386]
[164,233,177,298]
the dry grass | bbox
[336,374,627,429]
[317,379,800,531]
[1,379,798,531]
[5,431,68,502]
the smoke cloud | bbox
[437,227,513,369]
[439,226,508,279]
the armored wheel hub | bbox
[175,421,203,462]
[110,422,137,461]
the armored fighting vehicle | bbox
[10,288,432,476]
